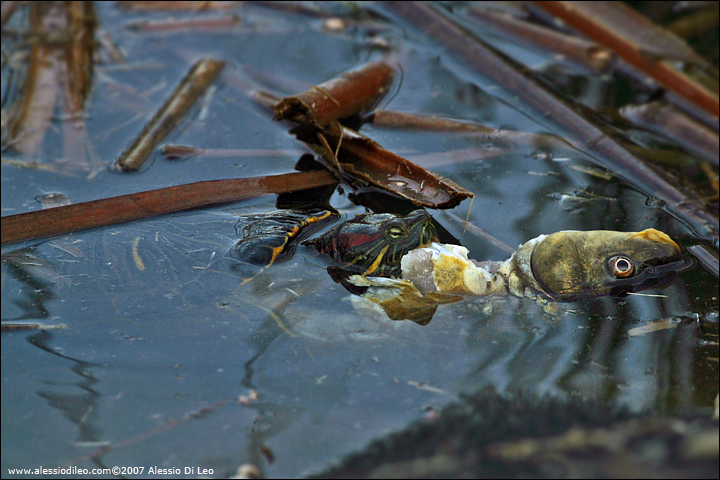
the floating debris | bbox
[627,318,679,337]
[112,58,225,172]
[1,323,68,331]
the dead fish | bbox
[352,228,689,320]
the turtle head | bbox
[375,210,439,275]
[306,210,439,277]
[529,229,688,301]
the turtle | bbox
[231,209,440,278]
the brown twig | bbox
[466,6,615,73]
[273,61,394,129]
[533,1,719,117]
[316,130,345,181]
[112,58,225,172]
[1,170,337,245]
[384,1,718,241]
[620,102,719,167]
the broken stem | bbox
[273,61,394,129]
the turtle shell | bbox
[232,210,339,267]
[303,210,439,277]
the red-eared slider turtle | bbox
[232,209,440,278]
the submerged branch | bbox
[467,6,615,73]
[370,110,568,150]
[1,170,336,245]
[160,144,296,159]
[533,1,719,117]
[620,102,719,167]
[687,244,719,278]
[112,58,225,172]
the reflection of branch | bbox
[67,399,230,467]
[384,1,719,242]
[441,211,514,254]
[1,249,56,321]
[5,3,62,156]
[127,15,242,32]
[4,2,97,172]
[28,331,103,444]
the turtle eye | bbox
[608,256,635,278]
[386,226,405,239]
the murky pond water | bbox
[2,2,717,478]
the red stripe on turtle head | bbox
[337,232,383,250]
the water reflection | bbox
[28,330,103,446]
[1,248,57,322]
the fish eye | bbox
[386,225,406,239]
[608,256,635,278]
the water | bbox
[2,2,717,478]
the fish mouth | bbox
[607,256,694,298]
